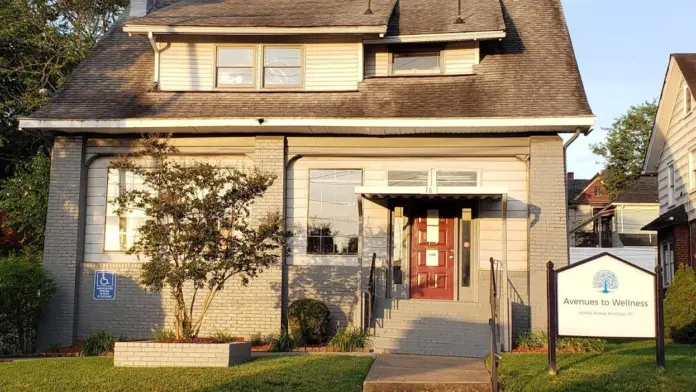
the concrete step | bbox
[363,354,492,392]
[372,337,488,357]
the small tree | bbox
[664,264,696,344]
[113,136,289,339]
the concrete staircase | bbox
[371,298,492,358]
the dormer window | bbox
[390,49,442,75]
[263,47,302,88]
[216,47,255,88]
[686,84,693,115]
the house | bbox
[567,172,610,247]
[18,0,594,357]
[568,175,659,271]
[643,53,696,287]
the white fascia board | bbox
[19,116,597,131]
[364,30,506,44]
[355,185,508,196]
[123,25,387,35]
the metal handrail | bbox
[489,257,499,391]
[365,252,377,333]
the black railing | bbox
[489,257,499,391]
[574,230,613,248]
[364,252,377,333]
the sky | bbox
[561,0,696,179]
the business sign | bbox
[557,253,655,338]
[93,270,116,300]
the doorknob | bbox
[449,255,454,259]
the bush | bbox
[288,299,330,344]
[250,332,268,346]
[269,328,297,352]
[0,254,55,354]
[329,326,370,352]
[81,331,115,356]
[516,330,606,353]
[211,330,242,343]
[150,325,175,341]
[664,264,696,344]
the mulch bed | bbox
[154,337,243,344]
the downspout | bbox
[148,32,160,86]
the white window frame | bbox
[660,239,675,287]
[667,162,676,207]
[262,45,304,89]
[104,168,147,252]
[389,49,443,76]
[689,148,696,193]
[685,82,693,115]
[214,45,257,89]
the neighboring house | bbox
[643,53,696,288]
[568,175,659,272]
[19,0,594,357]
[567,172,611,247]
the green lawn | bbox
[497,341,696,392]
[0,355,374,392]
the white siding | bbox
[84,155,252,263]
[657,77,696,219]
[364,41,477,78]
[159,42,214,91]
[286,157,528,271]
[616,205,659,234]
[570,247,657,273]
[304,42,360,91]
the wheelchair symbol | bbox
[97,272,112,287]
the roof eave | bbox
[364,30,506,44]
[123,24,389,35]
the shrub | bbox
[250,332,267,346]
[81,331,115,356]
[0,254,55,354]
[288,299,330,344]
[664,264,696,344]
[269,328,297,352]
[516,330,606,353]
[150,325,175,341]
[211,330,242,343]
[329,326,370,352]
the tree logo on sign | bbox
[593,270,618,294]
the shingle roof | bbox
[674,54,696,93]
[126,0,396,29]
[29,0,593,124]
[567,179,590,202]
[613,175,659,204]
[386,0,504,36]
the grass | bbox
[497,341,696,391]
[0,355,374,392]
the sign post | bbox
[547,253,662,371]
[546,261,557,375]
[655,265,665,369]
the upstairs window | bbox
[668,163,675,206]
[263,47,302,88]
[686,84,693,115]
[216,47,255,88]
[390,50,441,75]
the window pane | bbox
[436,171,477,187]
[217,68,253,86]
[392,52,440,73]
[264,68,301,86]
[307,169,362,255]
[217,48,253,67]
[388,171,428,186]
[264,48,301,66]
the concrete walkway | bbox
[363,354,492,392]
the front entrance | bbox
[410,206,456,300]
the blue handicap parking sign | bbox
[93,270,116,300]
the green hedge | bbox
[0,253,55,354]
[664,264,696,344]
[288,299,330,344]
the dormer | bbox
[123,0,506,92]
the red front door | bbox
[410,207,455,300]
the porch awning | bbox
[642,204,687,231]
[354,185,508,199]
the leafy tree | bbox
[0,153,50,248]
[113,136,290,339]
[664,264,696,344]
[590,101,658,200]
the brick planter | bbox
[114,341,251,367]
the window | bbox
[105,168,147,251]
[593,187,603,197]
[661,240,675,287]
[436,171,478,187]
[690,149,696,192]
[263,47,302,88]
[307,170,362,255]
[388,171,429,186]
[668,163,676,206]
[686,84,693,115]
[391,51,441,75]
[216,47,255,88]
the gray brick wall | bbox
[508,271,530,342]
[529,136,568,331]
[287,265,359,333]
[39,136,85,348]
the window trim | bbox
[690,148,696,193]
[685,82,693,115]
[388,48,444,76]
[660,239,675,287]
[262,45,304,90]
[667,162,676,207]
[305,168,363,256]
[214,45,257,90]
[103,167,146,253]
